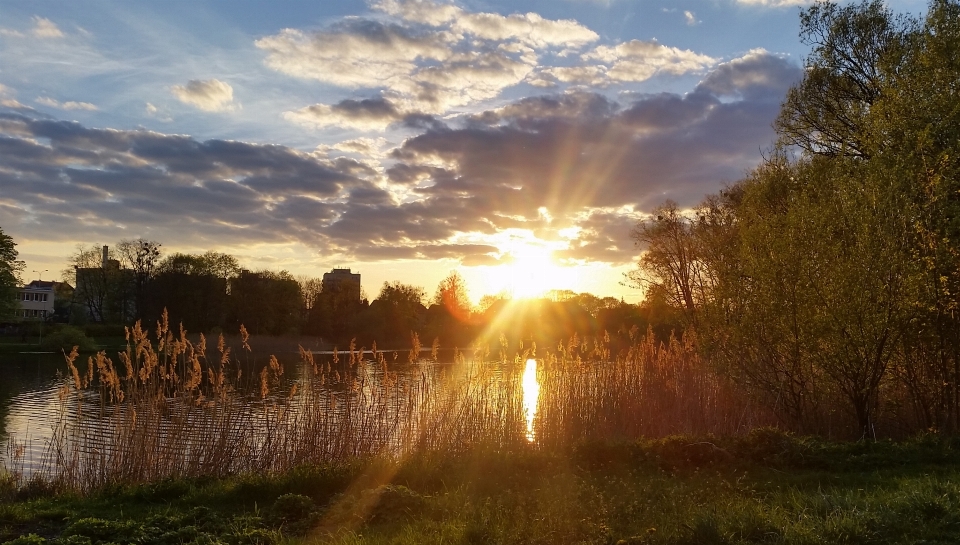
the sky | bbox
[0,0,928,304]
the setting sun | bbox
[479,243,581,300]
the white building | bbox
[16,280,60,320]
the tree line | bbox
[631,0,960,437]
[44,241,652,350]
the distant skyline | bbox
[0,0,929,303]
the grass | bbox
[3,433,960,544]
[6,316,960,543]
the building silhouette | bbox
[322,268,361,302]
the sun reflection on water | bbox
[522,358,540,442]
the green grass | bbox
[4,432,960,545]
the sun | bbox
[480,243,580,299]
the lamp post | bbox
[32,270,48,347]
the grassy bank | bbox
[4,432,960,545]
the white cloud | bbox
[255,24,454,89]
[735,0,812,6]
[374,0,598,48]
[0,85,25,108]
[684,11,700,26]
[35,96,98,111]
[260,1,715,117]
[583,40,716,82]
[259,1,603,114]
[532,65,609,87]
[170,79,236,112]
[31,16,64,39]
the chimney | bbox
[102,245,109,268]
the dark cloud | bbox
[555,212,638,264]
[393,50,798,215]
[333,97,401,120]
[695,49,802,101]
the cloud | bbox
[35,96,98,111]
[696,48,801,100]
[373,0,598,48]
[0,51,801,268]
[256,21,454,89]
[735,0,812,6]
[530,65,609,87]
[0,16,66,39]
[258,1,603,114]
[684,11,700,26]
[285,97,405,131]
[31,16,64,39]
[170,79,236,112]
[583,40,717,82]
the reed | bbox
[7,315,767,492]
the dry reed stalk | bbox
[13,319,781,492]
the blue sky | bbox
[0,0,929,302]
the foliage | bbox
[40,326,96,352]
[0,227,24,321]
[632,0,960,437]
[228,270,302,335]
[157,251,240,279]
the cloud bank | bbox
[0,49,801,266]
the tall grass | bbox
[6,315,765,492]
[535,329,772,448]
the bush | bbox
[41,326,96,352]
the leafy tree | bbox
[775,0,908,159]
[432,271,471,318]
[158,251,240,279]
[425,271,475,346]
[298,276,323,311]
[0,228,24,320]
[229,270,302,335]
[367,282,426,346]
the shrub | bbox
[41,326,96,352]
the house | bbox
[16,280,63,320]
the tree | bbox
[0,228,24,320]
[367,282,426,346]
[626,200,714,324]
[117,238,162,321]
[426,271,474,345]
[775,0,908,159]
[65,244,132,324]
[431,271,471,319]
[158,251,240,279]
[229,269,302,335]
[298,276,323,311]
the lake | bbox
[0,347,540,483]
